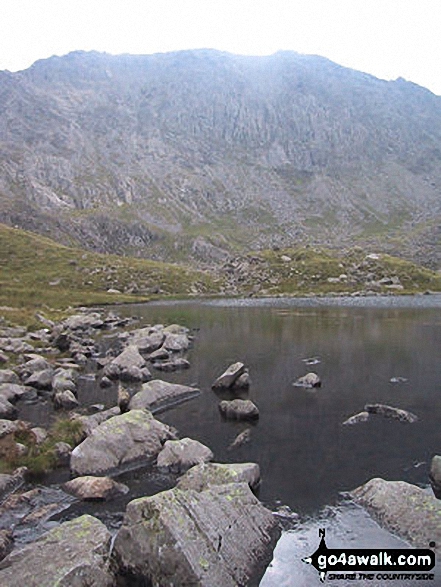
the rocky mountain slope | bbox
[1,49,441,266]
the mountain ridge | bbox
[1,49,441,266]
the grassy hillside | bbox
[0,223,218,326]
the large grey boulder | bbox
[113,482,280,586]
[103,345,151,382]
[129,329,165,354]
[157,438,213,473]
[129,379,200,414]
[70,409,177,475]
[177,462,261,492]
[219,399,260,420]
[163,332,191,352]
[0,514,114,586]
[212,362,246,389]
[52,368,77,394]
[364,403,418,423]
[351,477,441,553]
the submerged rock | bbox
[64,476,129,501]
[293,372,321,388]
[177,462,261,492]
[365,403,418,423]
[70,409,177,476]
[0,514,114,586]
[113,482,280,587]
[212,362,246,389]
[219,399,259,420]
[129,380,200,414]
[351,477,441,554]
[157,438,213,473]
[228,428,252,450]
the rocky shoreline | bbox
[0,306,440,585]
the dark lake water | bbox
[107,295,441,586]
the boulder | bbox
[0,383,32,402]
[342,411,370,426]
[53,442,72,467]
[219,399,259,420]
[0,515,114,586]
[53,390,79,410]
[30,427,48,445]
[52,369,77,394]
[0,397,17,420]
[364,403,418,423]
[62,313,104,331]
[130,330,165,354]
[63,476,129,501]
[234,371,251,389]
[24,369,54,390]
[163,332,190,352]
[177,462,261,492]
[351,477,441,554]
[70,409,177,476]
[152,358,191,372]
[17,357,51,377]
[429,455,441,498]
[157,438,214,473]
[128,380,200,414]
[293,372,321,388]
[0,467,27,501]
[0,353,8,364]
[212,362,246,389]
[72,406,120,437]
[148,347,170,361]
[0,530,13,563]
[0,419,21,439]
[228,428,252,450]
[0,371,19,385]
[114,482,280,587]
[103,345,151,382]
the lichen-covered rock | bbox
[157,438,213,473]
[70,409,177,475]
[64,476,129,501]
[129,380,200,414]
[212,362,246,389]
[351,477,441,554]
[219,399,259,420]
[0,514,114,586]
[177,462,261,492]
[113,483,280,587]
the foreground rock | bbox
[429,455,441,498]
[293,372,321,388]
[0,515,114,586]
[70,409,177,475]
[177,462,261,492]
[212,362,247,389]
[219,399,260,420]
[157,438,213,473]
[351,477,441,553]
[129,380,200,414]
[113,482,280,586]
[64,476,129,501]
[365,403,418,423]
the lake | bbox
[109,295,441,586]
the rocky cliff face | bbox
[1,49,441,265]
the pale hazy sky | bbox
[2,0,441,94]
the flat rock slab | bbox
[64,476,129,501]
[129,380,200,414]
[70,409,177,476]
[157,438,214,473]
[0,514,114,586]
[113,482,280,587]
[351,477,441,554]
[219,399,260,420]
[212,362,246,389]
[177,462,260,492]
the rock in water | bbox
[156,438,214,473]
[293,372,321,388]
[228,428,252,450]
[128,379,200,413]
[63,476,129,501]
[113,483,280,586]
[342,411,370,426]
[177,462,261,492]
[0,515,114,586]
[364,403,418,423]
[212,362,246,389]
[219,399,259,420]
[351,477,441,553]
[70,409,176,475]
